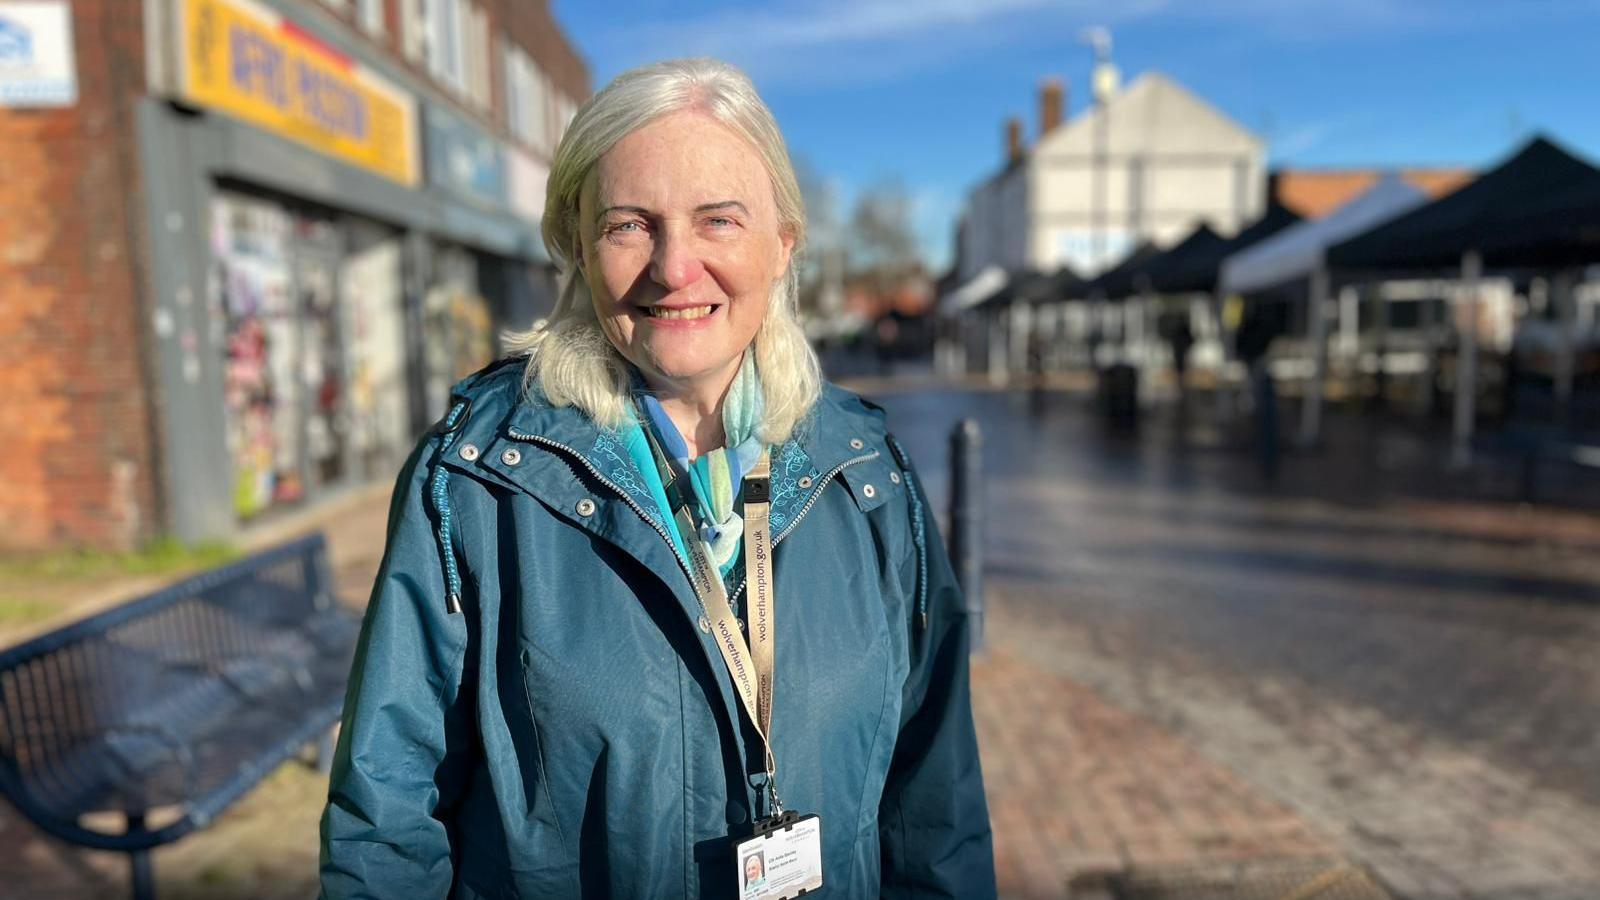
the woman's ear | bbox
[776,229,796,280]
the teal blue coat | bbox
[318,358,994,899]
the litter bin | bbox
[1098,362,1140,423]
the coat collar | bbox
[438,360,888,560]
[455,375,875,533]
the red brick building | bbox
[0,0,587,550]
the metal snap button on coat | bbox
[798,476,814,489]
[863,484,877,499]
[575,498,596,517]
[500,447,521,466]
[849,438,865,450]
[698,615,711,634]
[889,471,901,484]
[459,443,480,461]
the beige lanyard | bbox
[671,449,781,811]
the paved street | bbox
[873,384,1600,899]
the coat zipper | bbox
[725,450,880,604]
[506,428,699,587]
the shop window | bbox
[401,0,426,62]
[422,248,497,422]
[211,192,410,521]
[503,43,548,150]
[427,0,464,95]
[358,0,384,37]
[341,224,410,479]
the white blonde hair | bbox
[503,58,820,443]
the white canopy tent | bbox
[1220,175,1430,296]
[940,265,1010,314]
[1218,175,1432,445]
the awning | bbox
[1222,174,1429,295]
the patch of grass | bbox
[0,595,60,627]
[0,537,240,581]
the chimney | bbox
[1039,77,1066,136]
[1005,117,1025,165]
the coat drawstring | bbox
[885,434,928,631]
[431,398,471,615]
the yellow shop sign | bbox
[176,0,419,186]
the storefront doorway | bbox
[210,190,408,521]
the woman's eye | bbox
[606,221,645,237]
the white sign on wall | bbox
[0,1,75,107]
[1055,228,1135,277]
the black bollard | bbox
[948,419,985,654]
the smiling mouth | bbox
[642,305,718,320]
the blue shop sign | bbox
[424,104,507,209]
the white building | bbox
[957,69,1266,282]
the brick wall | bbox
[0,2,160,552]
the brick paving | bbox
[972,648,1347,899]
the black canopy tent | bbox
[1138,209,1307,417]
[1087,241,1163,300]
[1477,177,1600,438]
[1149,203,1304,295]
[1475,176,1600,269]
[973,269,1052,312]
[1141,225,1228,295]
[1020,265,1092,305]
[1327,136,1600,274]
[1009,266,1092,375]
[963,269,1050,380]
[1325,134,1600,462]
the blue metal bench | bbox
[0,534,361,900]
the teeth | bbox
[647,305,715,320]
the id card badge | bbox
[733,812,824,900]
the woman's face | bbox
[577,109,794,393]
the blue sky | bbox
[549,0,1600,271]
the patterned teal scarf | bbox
[634,353,765,573]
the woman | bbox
[319,58,993,899]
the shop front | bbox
[141,0,546,541]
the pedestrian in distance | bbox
[318,58,995,899]
[1234,306,1280,481]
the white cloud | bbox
[1272,120,1337,160]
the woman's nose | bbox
[650,229,706,291]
